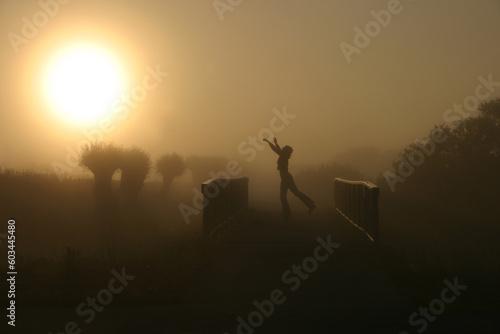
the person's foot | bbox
[308,203,316,214]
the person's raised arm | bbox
[263,137,281,155]
[273,137,281,150]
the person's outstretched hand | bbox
[273,137,278,145]
[263,138,270,143]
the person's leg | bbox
[287,173,315,211]
[280,179,291,221]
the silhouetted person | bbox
[264,137,315,221]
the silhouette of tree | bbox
[478,97,500,125]
[120,147,151,203]
[438,98,500,187]
[80,142,122,202]
[377,99,500,270]
[156,153,186,195]
[382,98,500,197]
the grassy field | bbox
[1,169,499,333]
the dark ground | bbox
[8,207,500,334]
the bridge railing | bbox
[202,177,249,239]
[333,178,379,243]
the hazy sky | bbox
[1,0,499,175]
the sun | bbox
[43,44,126,126]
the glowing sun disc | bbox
[43,44,126,125]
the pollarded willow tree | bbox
[119,147,151,203]
[156,153,186,196]
[80,142,122,202]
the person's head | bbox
[281,145,293,159]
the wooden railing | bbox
[333,178,379,243]
[202,177,249,239]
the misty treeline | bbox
[1,98,498,216]
[292,97,499,269]
[377,98,500,269]
[76,143,237,208]
[381,97,500,196]
[79,143,226,205]
[0,98,498,272]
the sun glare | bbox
[43,44,126,126]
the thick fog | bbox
[1,0,499,179]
